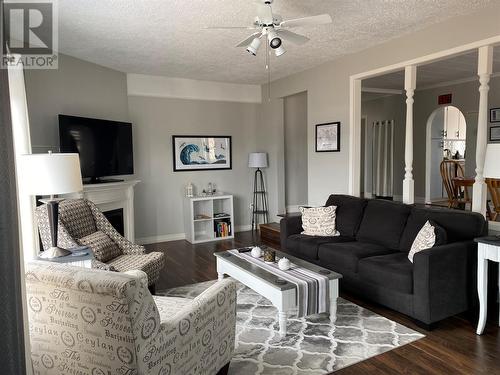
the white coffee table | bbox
[215,248,342,336]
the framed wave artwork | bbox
[172,136,232,171]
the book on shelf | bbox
[215,221,231,238]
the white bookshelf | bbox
[183,194,234,244]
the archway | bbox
[425,106,467,203]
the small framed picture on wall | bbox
[316,122,340,152]
[490,108,500,123]
[490,126,500,142]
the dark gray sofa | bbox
[280,194,488,327]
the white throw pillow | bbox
[300,206,340,237]
[408,220,436,263]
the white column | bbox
[473,46,493,217]
[349,78,362,197]
[403,66,417,204]
[8,55,37,259]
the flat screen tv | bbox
[59,115,134,183]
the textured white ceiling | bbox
[58,0,494,84]
[362,47,500,90]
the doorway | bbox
[425,106,467,203]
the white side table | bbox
[37,247,94,268]
[476,237,500,335]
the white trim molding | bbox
[136,233,186,245]
[127,73,262,103]
[136,224,254,245]
[362,87,403,95]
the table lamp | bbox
[20,152,83,258]
[248,152,269,230]
[484,144,500,179]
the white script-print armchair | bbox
[25,261,237,375]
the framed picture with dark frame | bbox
[490,108,500,123]
[172,135,232,171]
[316,122,341,152]
[490,126,500,142]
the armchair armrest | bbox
[140,279,237,375]
[413,241,476,324]
[280,215,303,248]
[91,259,117,272]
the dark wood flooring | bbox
[145,231,500,375]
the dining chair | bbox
[440,160,470,208]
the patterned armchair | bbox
[35,198,165,287]
[26,261,237,375]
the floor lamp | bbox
[20,152,83,258]
[249,152,269,230]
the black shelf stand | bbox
[252,168,269,230]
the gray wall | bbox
[263,3,500,206]
[284,91,308,209]
[127,96,262,239]
[24,54,129,152]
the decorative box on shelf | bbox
[183,194,234,244]
[37,246,94,268]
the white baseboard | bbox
[136,233,185,245]
[136,224,254,245]
[235,224,253,232]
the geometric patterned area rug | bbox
[158,280,424,375]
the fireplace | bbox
[103,208,125,236]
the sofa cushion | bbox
[287,234,354,260]
[358,253,414,294]
[300,206,340,236]
[318,241,397,274]
[399,207,487,251]
[80,231,121,262]
[325,195,367,237]
[356,200,411,249]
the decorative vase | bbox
[251,246,262,258]
[278,257,291,271]
[263,248,276,263]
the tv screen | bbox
[59,115,134,180]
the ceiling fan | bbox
[206,0,332,57]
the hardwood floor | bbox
[145,231,500,375]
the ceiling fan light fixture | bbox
[274,44,286,57]
[267,30,282,49]
[246,37,262,56]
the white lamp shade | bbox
[20,153,83,195]
[484,144,500,179]
[248,152,268,168]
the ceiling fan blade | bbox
[204,26,258,30]
[280,14,332,28]
[277,30,309,45]
[256,3,274,24]
[236,32,262,47]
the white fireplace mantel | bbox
[67,179,140,242]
